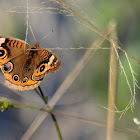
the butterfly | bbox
[0,36,61,91]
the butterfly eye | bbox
[2,62,13,73]
[22,77,28,83]
[12,74,19,82]
[0,47,7,59]
[39,64,45,72]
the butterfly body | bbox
[0,37,61,91]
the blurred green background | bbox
[0,0,140,140]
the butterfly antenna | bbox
[29,24,37,42]
[38,30,53,43]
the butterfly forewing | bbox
[0,36,31,65]
[33,48,61,81]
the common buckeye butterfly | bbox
[0,36,61,91]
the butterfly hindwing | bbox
[1,48,41,90]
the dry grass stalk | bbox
[106,21,117,140]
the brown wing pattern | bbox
[32,48,61,81]
[0,36,31,65]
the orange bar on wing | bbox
[40,50,45,56]
[10,40,15,47]
[17,41,22,48]
[43,52,49,59]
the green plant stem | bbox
[13,104,49,112]
[50,111,62,139]
[35,86,63,140]
[10,103,140,138]
[13,103,62,140]
[38,85,48,104]
[34,88,45,101]
[34,86,48,104]
[49,108,63,140]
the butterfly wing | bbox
[0,36,31,65]
[2,51,41,91]
[0,37,38,90]
[32,48,61,81]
